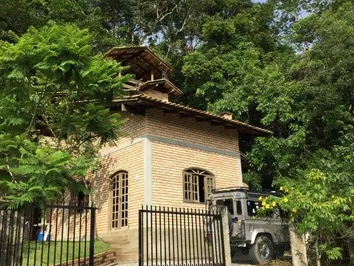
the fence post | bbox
[220,208,232,266]
[89,206,96,266]
[138,209,142,266]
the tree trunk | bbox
[348,237,354,266]
[290,224,308,266]
[315,235,321,266]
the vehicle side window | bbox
[216,199,234,215]
[236,200,242,215]
[247,200,261,216]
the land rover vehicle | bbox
[207,187,290,264]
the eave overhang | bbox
[113,95,273,137]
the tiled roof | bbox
[113,95,273,136]
[138,79,183,97]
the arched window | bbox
[183,169,214,203]
[111,171,128,229]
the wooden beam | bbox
[127,79,140,85]
[123,83,138,90]
[121,104,128,112]
[121,104,146,116]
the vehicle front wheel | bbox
[249,235,274,264]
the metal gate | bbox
[0,203,96,266]
[139,206,226,266]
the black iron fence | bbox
[139,206,225,266]
[0,203,96,266]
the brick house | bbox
[89,46,271,261]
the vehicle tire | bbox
[249,235,274,265]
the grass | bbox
[21,240,111,265]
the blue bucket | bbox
[37,232,50,241]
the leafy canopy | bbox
[0,24,129,207]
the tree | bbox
[181,0,280,108]
[260,145,354,265]
[0,0,117,51]
[253,3,354,263]
[182,2,354,262]
[180,0,297,187]
[0,24,129,207]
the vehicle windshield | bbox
[247,200,261,216]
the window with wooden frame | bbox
[183,169,214,203]
[111,171,128,229]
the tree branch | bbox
[159,4,178,22]
[26,84,49,139]
[177,7,191,34]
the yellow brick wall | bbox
[95,140,144,235]
[92,107,241,258]
[94,111,147,238]
[101,111,147,154]
[151,141,239,210]
[146,108,239,153]
[144,108,240,210]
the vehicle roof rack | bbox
[211,187,249,194]
[247,189,283,197]
[210,187,283,197]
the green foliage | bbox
[318,244,342,261]
[0,134,93,208]
[183,1,354,189]
[258,125,354,259]
[0,0,116,50]
[0,0,353,261]
[0,24,128,207]
[260,161,353,260]
[183,2,354,261]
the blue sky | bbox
[252,0,267,2]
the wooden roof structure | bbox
[105,46,173,80]
[113,95,273,137]
[105,45,272,136]
[138,79,183,97]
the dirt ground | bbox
[232,256,292,266]
[233,258,351,266]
